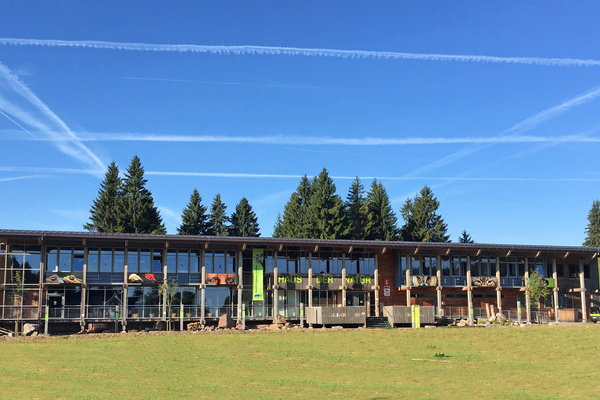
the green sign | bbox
[252,249,264,301]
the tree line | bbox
[84,156,260,237]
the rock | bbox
[457,319,468,327]
[204,325,215,331]
[218,314,234,329]
[23,323,40,336]
[235,324,244,330]
[274,314,287,324]
[496,313,507,323]
[267,324,282,331]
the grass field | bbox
[1,325,599,399]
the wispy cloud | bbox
[405,83,600,177]
[0,175,41,183]
[122,76,320,89]
[2,38,600,67]
[0,61,105,171]
[2,131,600,146]
[3,165,600,183]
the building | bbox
[0,229,598,332]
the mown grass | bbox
[1,325,599,399]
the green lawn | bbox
[1,325,599,399]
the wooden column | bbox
[552,258,559,322]
[525,259,531,325]
[467,256,473,325]
[341,253,347,308]
[123,244,128,329]
[273,250,278,320]
[237,250,243,324]
[200,249,206,326]
[436,255,442,318]
[405,255,411,306]
[374,253,380,317]
[80,245,88,329]
[162,247,168,321]
[495,257,502,315]
[308,252,313,308]
[580,259,587,322]
[38,241,45,324]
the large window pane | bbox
[88,248,99,273]
[100,249,112,273]
[59,248,72,272]
[178,251,190,273]
[213,251,225,273]
[114,249,125,273]
[127,250,139,273]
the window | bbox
[451,257,461,276]
[470,257,479,276]
[167,251,177,273]
[441,256,450,277]
[178,251,190,273]
[59,248,73,272]
[114,249,125,273]
[100,249,112,273]
[127,249,139,273]
[73,248,84,272]
[88,248,99,273]
[152,252,162,274]
[500,258,508,277]
[139,250,151,273]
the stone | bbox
[496,313,507,323]
[235,324,244,330]
[218,314,234,329]
[457,319,468,327]
[267,324,282,331]
[23,323,40,336]
[274,314,287,324]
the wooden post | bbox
[308,252,313,308]
[123,245,128,330]
[467,255,473,325]
[374,253,380,317]
[406,255,411,306]
[180,301,184,332]
[162,248,167,322]
[273,250,278,321]
[552,258,559,322]
[580,259,587,322]
[525,263,531,325]
[341,253,347,308]
[80,245,88,330]
[200,249,206,327]
[496,257,502,314]
[38,242,45,325]
[44,305,49,336]
[436,255,442,318]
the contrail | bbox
[406,83,600,177]
[2,131,600,146]
[0,61,105,171]
[122,76,320,89]
[0,175,41,183]
[1,38,600,67]
[2,165,600,182]
[0,109,35,137]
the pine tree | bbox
[400,185,450,242]
[458,230,475,243]
[276,175,312,238]
[120,155,166,234]
[344,177,368,240]
[583,200,600,246]
[273,213,285,238]
[305,168,345,239]
[84,161,123,232]
[177,188,209,235]
[207,194,229,236]
[365,179,399,241]
[229,197,260,237]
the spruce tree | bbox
[229,197,260,237]
[84,161,123,232]
[400,185,450,242]
[177,188,209,235]
[273,213,285,238]
[344,177,368,240]
[305,168,345,239]
[458,230,475,243]
[207,194,229,236]
[277,175,312,238]
[365,179,399,241]
[583,200,600,246]
[120,155,166,234]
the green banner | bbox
[252,248,264,301]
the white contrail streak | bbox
[0,61,105,171]
[406,83,600,176]
[2,132,600,145]
[1,38,600,67]
[0,109,35,137]
[2,166,600,182]
[0,175,41,183]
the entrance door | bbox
[346,292,366,307]
[48,294,64,319]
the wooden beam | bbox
[381,247,387,255]
[476,249,481,256]
[535,251,541,258]
[506,250,512,257]
[348,246,353,254]
[204,242,209,250]
[313,245,318,253]
[563,252,569,259]
[279,244,284,252]
[414,247,419,255]
[592,253,598,259]
[445,248,451,256]
[165,241,169,249]
[242,243,247,251]
[82,239,86,246]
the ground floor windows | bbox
[205,287,237,318]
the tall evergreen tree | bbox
[400,185,450,242]
[120,155,166,234]
[458,230,475,243]
[207,194,229,236]
[344,177,368,240]
[276,175,312,238]
[365,179,399,241]
[84,161,123,232]
[305,168,345,239]
[583,200,600,246]
[229,197,260,237]
[273,213,285,238]
[177,188,209,235]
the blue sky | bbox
[0,2,599,245]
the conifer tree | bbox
[120,156,166,234]
[400,185,450,242]
[177,188,209,235]
[365,179,399,241]
[305,168,345,239]
[207,194,229,236]
[229,197,260,237]
[458,230,475,243]
[273,213,285,238]
[84,161,123,232]
[344,177,368,240]
[583,200,600,246]
[276,175,312,238]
